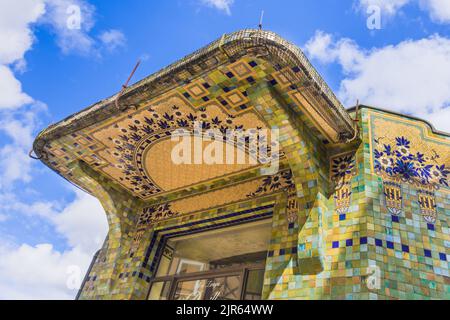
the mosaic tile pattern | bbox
[32,31,449,300]
[77,106,449,300]
[36,50,353,201]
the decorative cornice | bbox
[348,104,450,138]
[33,29,355,159]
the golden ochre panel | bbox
[138,169,294,225]
[170,179,266,214]
[368,110,450,191]
[43,55,347,200]
[183,79,209,99]
[86,94,268,199]
[143,138,255,191]
[226,59,257,81]
[272,67,298,89]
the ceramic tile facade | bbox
[76,107,450,300]
[33,30,448,300]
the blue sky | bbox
[0,0,449,299]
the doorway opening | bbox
[147,219,271,300]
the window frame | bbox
[147,262,266,300]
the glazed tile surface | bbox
[32,30,449,300]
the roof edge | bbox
[347,104,450,138]
[33,29,355,158]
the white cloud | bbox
[0,189,108,254]
[200,0,234,15]
[423,106,450,132]
[0,108,107,299]
[305,31,450,132]
[0,0,128,111]
[0,0,112,300]
[0,243,91,299]
[0,103,48,188]
[357,0,410,16]
[0,66,33,110]
[52,190,108,254]
[0,192,57,221]
[99,29,126,51]
[305,31,364,72]
[40,0,128,55]
[0,0,127,59]
[42,0,96,55]
[357,0,450,24]
[304,31,336,64]
[0,190,108,299]
[420,0,450,24]
[0,144,33,187]
[0,0,46,65]
[0,0,45,111]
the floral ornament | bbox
[330,153,357,189]
[286,185,299,224]
[430,165,450,187]
[246,170,294,197]
[110,104,257,198]
[330,153,357,218]
[247,170,297,225]
[331,154,355,179]
[129,203,179,254]
[383,181,402,216]
[374,136,449,189]
[395,137,413,160]
[334,183,352,216]
[417,189,437,224]
[138,203,178,225]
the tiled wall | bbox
[78,107,449,300]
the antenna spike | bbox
[259,10,264,30]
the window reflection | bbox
[174,276,241,300]
[148,220,271,300]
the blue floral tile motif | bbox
[374,135,448,223]
[331,152,356,217]
[417,189,438,224]
[247,170,298,224]
[383,181,403,216]
[139,203,178,226]
[331,154,356,183]
[374,136,449,188]
[246,169,294,197]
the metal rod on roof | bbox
[115,59,141,110]
[354,99,360,123]
[345,100,361,143]
[259,10,264,30]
